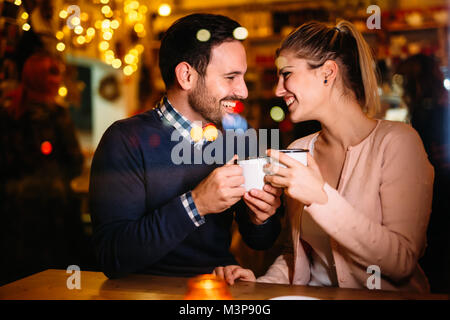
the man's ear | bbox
[174,62,198,90]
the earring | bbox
[324,79,328,84]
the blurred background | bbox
[0,0,449,293]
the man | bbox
[89,13,282,279]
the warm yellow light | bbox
[123,65,134,76]
[112,59,122,69]
[95,20,102,29]
[128,11,138,21]
[58,86,68,97]
[21,12,29,20]
[86,27,95,37]
[111,19,120,29]
[196,29,211,42]
[130,63,138,72]
[56,42,65,52]
[203,125,218,142]
[14,0,22,6]
[233,27,248,40]
[138,5,148,14]
[70,16,80,26]
[22,23,31,31]
[56,31,64,40]
[101,5,112,15]
[100,0,109,4]
[134,23,144,33]
[99,41,109,51]
[102,19,111,29]
[135,44,144,54]
[190,126,203,142]
[158,4,171,17]
[130,1,139,10]
[59,10,68,19]
[103,31,113,40]
[74,25,83,35]
[124,54,135,64]
[105,55,114,65]
[76,36,86,45]
[105,50,114,57]
[80,12,89,22]
[105,10,114,18]
[129,49,138,56]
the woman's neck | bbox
[318,99,377,150]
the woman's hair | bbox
[277,20,380,117]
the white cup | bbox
[275,149,308,167]
[237,157,270,191]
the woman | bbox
[214,21,434,292]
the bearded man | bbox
[89,13,282,279]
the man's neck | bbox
[166,90,207,125]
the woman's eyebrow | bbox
[278,66,293,76]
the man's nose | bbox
[234,77,248,100]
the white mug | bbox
[276,149,308,167]
[237,157,270,191]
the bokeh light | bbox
[190,126,203,142]
[233,27,248,40]
[196,29,211,42]
[41,141,53,155]
[158,4,171,16]
[203,124,218,142]
[270,106,285,122]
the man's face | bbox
[188,40,248,125]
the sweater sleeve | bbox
[304,127,434,282]
[89,123,198,278]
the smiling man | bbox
[89,14,282,279]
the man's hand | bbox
[243,183,282,225]
[213,265,256,285]
[192,155,246,216]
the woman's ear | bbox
[174,62,198,90]
[322,60,338,85]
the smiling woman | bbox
[218,20,435,294]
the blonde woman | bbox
[214,21,434,292]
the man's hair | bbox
[158,13,241,89]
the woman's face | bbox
[275,50,327,123]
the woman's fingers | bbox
[214,265,255,285]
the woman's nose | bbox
[275,77,286,97]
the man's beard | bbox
[188,77,223,127]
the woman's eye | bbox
[226,76,235,81]
[282,72,291,79]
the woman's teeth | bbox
[285,97,295,107]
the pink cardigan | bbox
[258,120,434,292]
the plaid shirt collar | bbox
[156,96,205,147]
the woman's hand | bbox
[213,265,256,285]
[264,150,328,206]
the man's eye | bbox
[226,76,235,80]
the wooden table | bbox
[0,269,448,300]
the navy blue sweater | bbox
[89,109,281,279]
